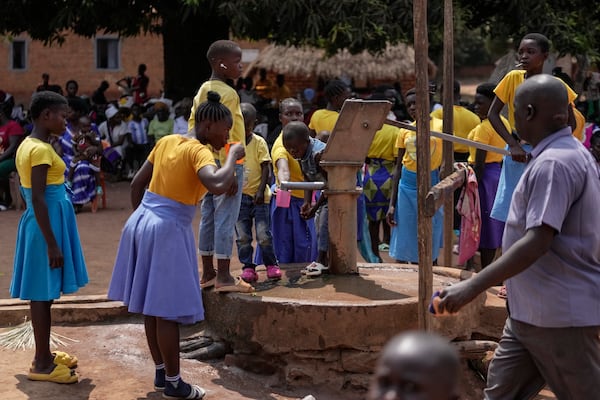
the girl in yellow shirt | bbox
[12,91,88,384]
[108,92,244,399]
[386,89,444,263]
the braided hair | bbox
[194,91,232,123]
[324,79,349,101]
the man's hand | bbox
[436,280,480,314]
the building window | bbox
[95,38,120,70]
[11,40,27,70]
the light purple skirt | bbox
[108,190,203,324]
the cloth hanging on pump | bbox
[456,166,481,265]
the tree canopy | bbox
[1,0,598,97]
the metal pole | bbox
[442,0,455,268]
[414,0,433,331]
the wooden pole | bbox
[413,0,432,331]
[442,0,455,268]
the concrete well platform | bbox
[199,264,486,390]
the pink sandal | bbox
[240,268,258,283]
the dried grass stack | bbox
[0,319,78,350]
[245,43,436,81]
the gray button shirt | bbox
[504,127,600,327]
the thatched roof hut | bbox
[244,43,437,83]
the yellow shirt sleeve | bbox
[148,136,216,205]
[494,70,526,130]
[308,109,339,133]
[271,133,305,199]
[186,81,245,163]
[16,138,66,187]
[467,118,508,164]
[368,124,400,160]
[396,119,442,172]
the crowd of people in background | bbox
[4,33,600,398]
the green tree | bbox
[1,0,598,98]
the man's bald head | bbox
[369,331,460,400]
[514,74,569,143]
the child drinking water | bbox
[11,91,88,384]
[270,98,318,264]
[282,121,328,276]
[236,103,281,283]
[188,39,252,293]
[108,92,244,398]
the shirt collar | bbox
[530,127,572,159]
[301,138,315,162]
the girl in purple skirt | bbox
[468,83,510,268]
[108,92,244,399]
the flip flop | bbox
[303,262,329,277]
[162,383,206,399]
[28,363,78,384]
[214,277,255,293]
[32,351,78,370]
[52,351,78,369]
[200,277,216,289]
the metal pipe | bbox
[385,119,511,156]
[279,181,326,191]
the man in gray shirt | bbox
[437,74,600,399]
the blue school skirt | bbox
[10,184,88,301]
[490,144,533,222]
[269,194,318,264]
[389,167,443,263]
[108,190,204,324]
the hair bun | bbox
[206,91,221,104]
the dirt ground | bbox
[0,181,556,399]
[0,180,396,297]
[0,180,387,400]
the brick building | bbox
[0,32,164,106]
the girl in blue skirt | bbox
[11,91,88,384]
[108,92,243,399]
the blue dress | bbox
[10,184,88,300]
[108,190,204,324]
[389,167,443,263]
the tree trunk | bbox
[161,8,230,101]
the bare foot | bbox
[200,268,217,285]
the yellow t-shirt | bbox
[16,137,65,188]
[467,117,511,164]
[368,123,400,160]
[147,135,216,205]
[573,107,585,141]
[395,118,444,172]
[494,70,578,131]
[187,80,245,163]
[308,109,339,133]
[430,106,481,153]
[271,132,305,199]
[243,134,272,203]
